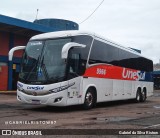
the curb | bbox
[0,91,17,94]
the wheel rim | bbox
[85,92,93,106]
[137,93,140,101]
[142,91,146,100]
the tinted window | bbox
[118,49,138,69]
[89,40,119,65]
[136,57,153,72]
[117,49,153,72]
[89,39,153,72]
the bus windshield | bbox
[19,38,71,84]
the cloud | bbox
[0,0,160,63]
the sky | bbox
[0,0,160,63]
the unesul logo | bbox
[27,86,44,90]
[122,68,145,81]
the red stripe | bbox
[83,64,140,81]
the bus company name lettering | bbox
[27,86,44,90]
[122,68,145,81]
[17,83,23,88]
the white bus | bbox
[9,31,153,109]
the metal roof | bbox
[0,14,56,37]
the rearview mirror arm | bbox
[61,42,86,59]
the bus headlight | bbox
[49,86,67,93]
[49,87,61,93]
[49,83,75,93]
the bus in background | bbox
[9,31,153,109]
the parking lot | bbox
[0,90,160,136]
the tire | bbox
[135,89,141,103]
[140,89,146,102]
[83,88,96,110]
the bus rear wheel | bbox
[83,88,96,110]
[135,89,141,102]
[135,88,146,103]
[140,89,146,102]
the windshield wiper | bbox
[41,56,49,81]
[25,56,40,82]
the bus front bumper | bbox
[17,90,67,106]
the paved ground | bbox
[0,90,160,137]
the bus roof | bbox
[30,30,94,40]
[30,30,151,61]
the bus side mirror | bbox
[61,42,86,59]
[8,46,26,61]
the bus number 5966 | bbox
[97,68,106,75]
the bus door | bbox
[67,53,81,105]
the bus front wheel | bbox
[83,88,96,110]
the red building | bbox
[0,14,78,90]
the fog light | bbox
[54,97,62,103]
[18,95,21,101]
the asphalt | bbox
[0,90,160,137]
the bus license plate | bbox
[32,100,40,104]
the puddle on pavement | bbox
[145,111,159,115]
[154,93,160,97]
[93,116,134,123]
[153,105,160,109]
[136,112,142,114]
